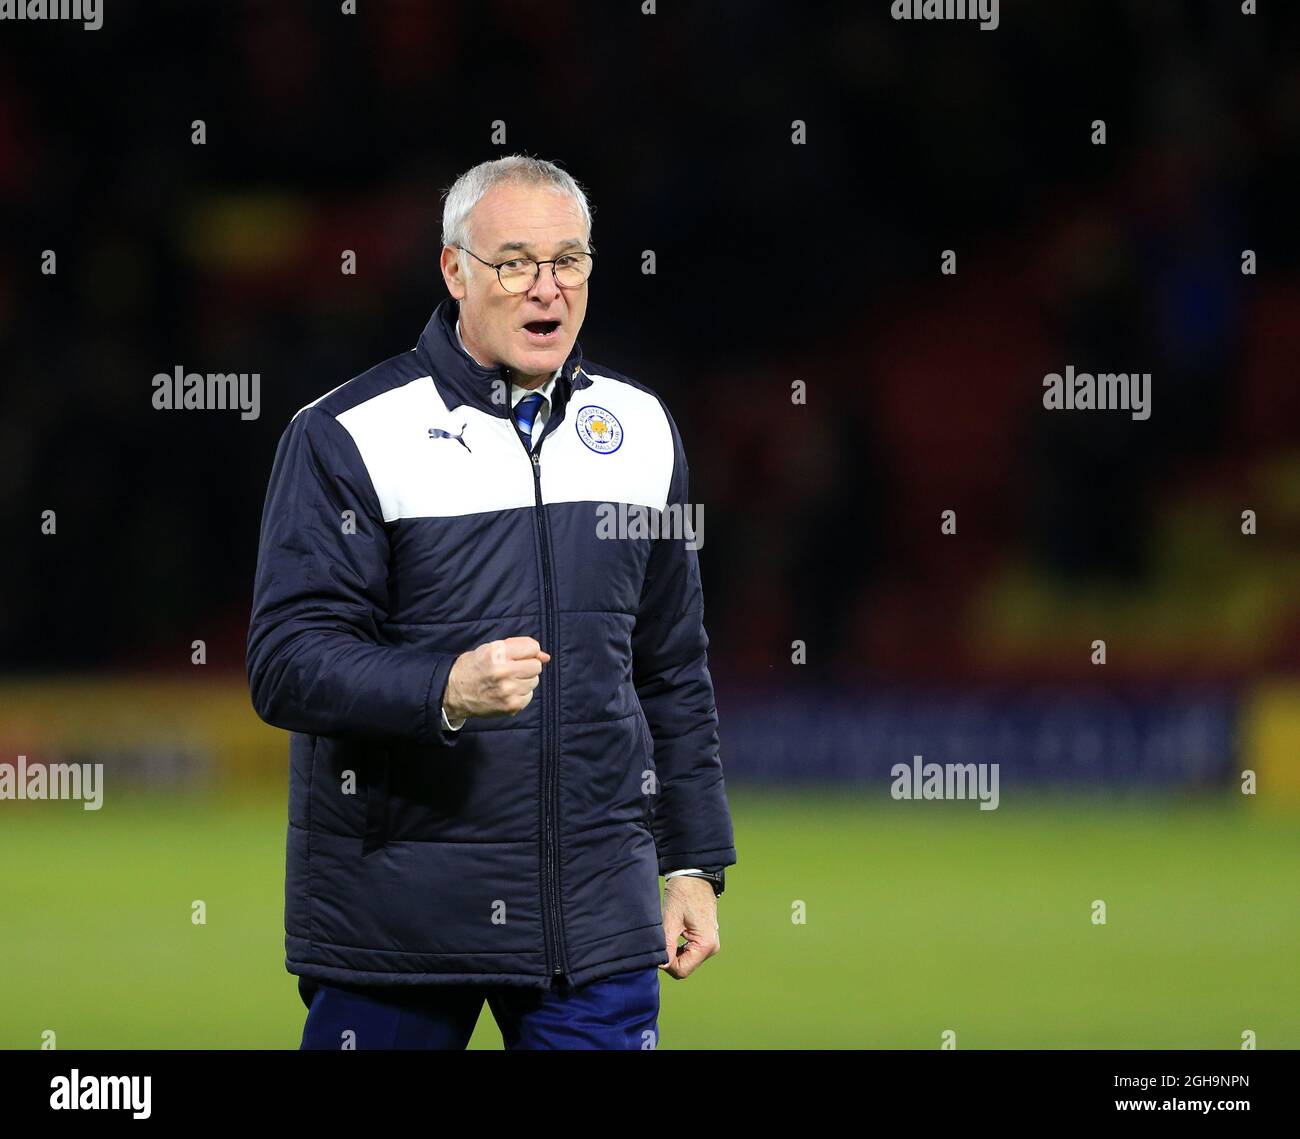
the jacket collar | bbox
[415,296,589,419]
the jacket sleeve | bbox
[246,404,463,746]
[632,402,737,875]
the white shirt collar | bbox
[456,316,560,408]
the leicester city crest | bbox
[575,405,623,454]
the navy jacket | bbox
[246,297,736,989]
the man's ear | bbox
[440,246,468,300]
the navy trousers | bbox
[297,968,660,1050]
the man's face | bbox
[441,181,590,386]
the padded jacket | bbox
[246,296,736,990]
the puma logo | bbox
[428,423,472,453]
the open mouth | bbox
[523,320,561,343]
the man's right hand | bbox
[443,637,551,722]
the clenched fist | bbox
[443,637,551,722]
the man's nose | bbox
[527,262,562,303]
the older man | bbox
[246,154,736,1050]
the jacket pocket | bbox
[636,713,657,832]
[361,750,390,857]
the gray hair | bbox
[440,155,594,270]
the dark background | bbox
[4,0,1297,691]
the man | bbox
[246,155,736,1050]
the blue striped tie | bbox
[513,392,545,451]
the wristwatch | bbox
[669,866,725,897]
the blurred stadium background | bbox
[1,0,1298,1048]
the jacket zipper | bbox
[524,425,568,985]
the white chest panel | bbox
[335,372,675,522]
[538,373,673,512]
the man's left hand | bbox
[659,876,720,979]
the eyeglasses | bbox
[457,245,594,294]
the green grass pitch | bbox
[2,789,1296,1048]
